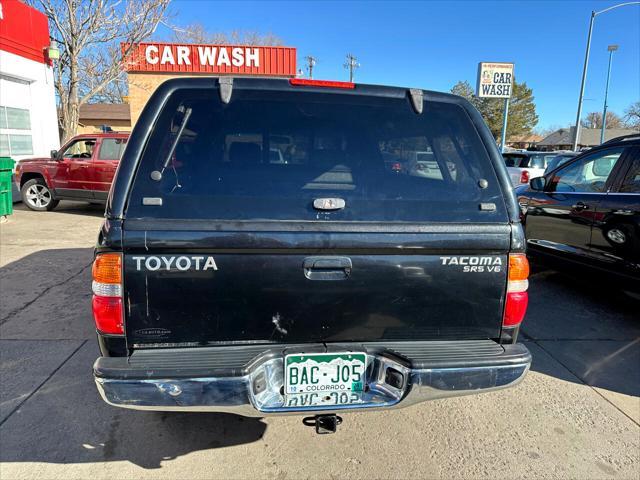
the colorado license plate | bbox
[285,352,366,395]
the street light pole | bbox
[572,10,595,151]
[600,45,619,144]
[571,2,640,151]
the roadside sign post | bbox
[477,62,514,153]
[500,98,510,153]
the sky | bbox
[163,0,640,131]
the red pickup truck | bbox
[15,132,129,211]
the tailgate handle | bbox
[303,256,352,281]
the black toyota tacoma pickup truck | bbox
[92,77,531,431]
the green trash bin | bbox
[0,157,15,217]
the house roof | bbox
[79,103,131,122]
[538,127,639,147]
[507,134,543,143]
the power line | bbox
[304,55,317,79]
[343,53,360,82]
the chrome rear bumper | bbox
[94,342,531,415]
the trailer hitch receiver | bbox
[302,414,343,434]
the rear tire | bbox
[21,178,59,211]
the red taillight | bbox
[391,162,402,172]
[92,253,123,335]
[289,78,355,89]
[520,170,530,184]
[503,254,529,327]
[503,291,528,326]
[92,296,124,334]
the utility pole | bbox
[305,55,317,79]
[344,53,360,82]
[600,45,619,144]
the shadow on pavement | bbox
[1,408,267,469]
[0,341,267,468]
[86,411,268,468]
[525,268,640,398]
[0,248,94,325]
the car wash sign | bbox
[476,62,514,98]
[123,42,297,77]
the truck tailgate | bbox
[122,223,509,346]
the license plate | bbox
[285,391,364,408]
[285,352,366,395]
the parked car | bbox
[91,77,531,431]
[406,151,443,179]
[14,132,129,211]
[503,151,559,186]
[517,134,640,290]
[544,151,580,174]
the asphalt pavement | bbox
[1,202,638,479]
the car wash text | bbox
[480,72,512,97]
[145,45,260,68]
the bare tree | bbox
[624,101,640,129]
[167,21,283,46]
[31,0,170,141]
[581,111,623,130]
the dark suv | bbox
[15,132,129,211]
[91,78,531,429]
[516,134,640,290]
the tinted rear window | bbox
[504,153,555,169]
[503,154,527,167]
[127,89,506,222]
[527,153,556,169]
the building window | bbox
[8,135,33,155]
[4,107,31,130]
[0,106,33,156]
[0,134,9,156]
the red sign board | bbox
[0,0,51,64]
[124,43,297,77]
